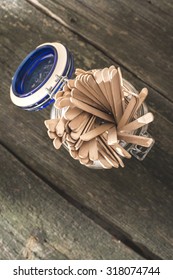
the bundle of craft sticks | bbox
[45,66,154,169]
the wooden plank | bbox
[1,108,173,259]
[0,224,68,260]
[0,145,142,260]
[28,0,173,102]
[1,0,173,259]
[147,0,173,16]
[1,0,173,123]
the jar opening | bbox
[12,45,57,97]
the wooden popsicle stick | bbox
[67,79,75,89]
[54,99,63,108]
[70,97,114,123]
[75,68,93,76]
[75,116,96,150]
[86,74,111,112]
[119,112,154,133]
[123,88,148,121]
[58,97,71,108]
[107,126,118,145]
[68,111,90,131]
[70,116,94,143]
[67,141,75,150]
[63,91,71,97]
[48,122,59,132]
[47,131,57,139]
[75,68,86,76]
[102,155,119,168]
[104,154,119,168]
[117,95,139,129]
[66,133,76,143]
[88,138,99,161]
[54,97,71,109]
[105,68,118,122]
[73,114,91,133]
[109,65,116,72]
[56,117,66,137]
[107,67,118,120]
[44,119,59,132]
[99,135,125,167]
[93,70,112,110]
[113,144,131,158]
[87,74,105,97]
[135,88,148,112]
[75,79,105,109]
[80,157,90,165]
[62,131,67,143]
[63,84,70,92]
[54,90,64,99]
[80,123,114,141]
[81,75,110,112]
[71,88,105,111]
[53,137,62,149]
[110,68,123,123]
[101,68,115,112]
[69,148,79,159]
[70,115,91,140]
[98,137,120,165]
[75,73,83,80]
[55,96,64,104]
[122,87,138,98]
[117,67,125,112]
[118,132,154,147]
[98,153,113,169]
[85,160,93,167]
[78,141,89,159]
[102,132,131,159]
[98,143,119,168]
[65,121,71,134]
[64,107,82,121]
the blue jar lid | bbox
[10,43,74,111]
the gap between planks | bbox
[1,143,142,260]
[25,0,173,105]
[0,140,162,260]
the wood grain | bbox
[27,0,173,103]
[0,0,173,260]
[0,145,142,260]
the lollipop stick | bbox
[80,123,114,141]
[118,133,154,147]
[64,107,82,121]
[89,138,99,161]
[75,115,96,150]
[110,68,123,123]
[71,88,105,111]
[107,126,118,145]
[119,112,154,133]
[70,97,114,123]
[117,95,139,129]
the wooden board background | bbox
[0,0,173,259]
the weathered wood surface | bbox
[0,145,142,260]
[0,0,173,259]
[27,0,173,104]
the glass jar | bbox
[10,42,154,169]
[10,42,74,111]
[50,78,154,168]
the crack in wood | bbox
[25,0,173,105]
[0,141,161,259]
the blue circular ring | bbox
[12,45,58,98]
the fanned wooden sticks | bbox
[44,66,154,169]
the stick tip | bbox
[141,87,148,96]
[44,120,49,128]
